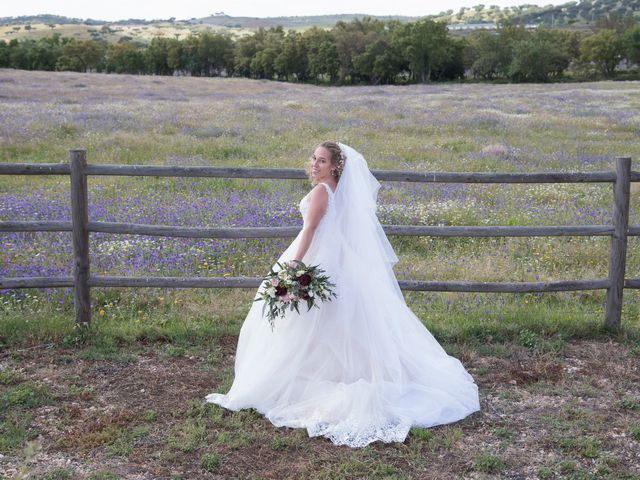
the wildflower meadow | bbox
[1,69,639,479]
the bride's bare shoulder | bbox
[305,183,329,212]
[309,183,329,202]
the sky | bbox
[2,0,569,21]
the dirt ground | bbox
[1,337,639,479]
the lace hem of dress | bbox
[208,393,413,448]
[306,419,411,448]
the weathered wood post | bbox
[605,156,631,330]
[69,149,91,327]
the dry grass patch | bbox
[1,325,639,478]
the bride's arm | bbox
[291,185,328,265]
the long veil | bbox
[333,143,403,299]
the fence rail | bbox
[0,149,635,330]
[0,276,614,292]
[4,161,640,183]
[0,221,618,238]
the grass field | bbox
[1,69,640,478]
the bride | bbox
[206,141,480,448]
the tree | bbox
[26,35,64,70]
[105,42,146,73]
[623,26,640,66]
[245,27,285,79]
[56,39,105,72]
[145,37,178,75]
[274,30,307,81]
[594,13,637,34]
[0,35,65,71]
[234,30,262,77]
[169,36,191,74]
[175,32,234,76]
[353,37,400,84]
[0,41,9,68]
[394,19,451,82]
[332,17,386,83]
[535,28,575,79]
[197,32,234,76]
[508,38,555,82]
[302,27,338,84]
[6,39,30,70]
[508,29,571,82]
[466,30,508,80]
[580,29,625,77]
[233,27,286,79]
[559,29,582,60]
[428,36,465,81]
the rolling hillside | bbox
[0,0,638,45]
[434,0,640,25]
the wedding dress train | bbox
[206,144,480,448]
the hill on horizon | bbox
[1,0,638,44]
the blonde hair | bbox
[306,141,345,183]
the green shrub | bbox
[473,453,506,474]
[201,453,221,472]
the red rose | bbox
[275,285,288,296]
[297,273,312,286]
[300,292,310,300]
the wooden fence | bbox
[0,149,636,331]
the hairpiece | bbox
[333,146,346,177]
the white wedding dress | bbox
[206,144,480,448]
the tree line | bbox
[1,17,639,83]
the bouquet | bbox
[256,260,337,330]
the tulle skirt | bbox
[206,230,480,448]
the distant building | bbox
[447,22,539,31]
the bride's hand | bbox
[288,259,301,268]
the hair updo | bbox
[307,141,346,183]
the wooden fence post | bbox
[605,156,631,330]
[69,149,91,327]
